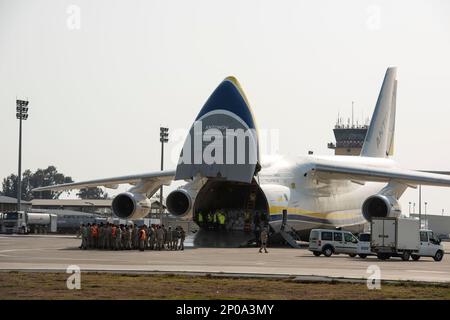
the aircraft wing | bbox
[312,163,450,187]
[32,170,176,193]
[418,170,450,175]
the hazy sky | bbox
[1,0,450,215]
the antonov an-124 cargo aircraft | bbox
[34,67,450,241]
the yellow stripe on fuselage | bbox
[269,205,361,221]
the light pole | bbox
[408,202,411,215]
[418,185,422,228]
[16,99,29,212]
[159,127,169,217]
[413,202,416,214]
[424,201,428,229]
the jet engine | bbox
[166,188,193,217]
[111,192,151,219]
[362,194,401,222]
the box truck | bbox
[371,217,444,261]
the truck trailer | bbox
[370,217,444,261]
[0,211,57,234]
[371,217,420,260]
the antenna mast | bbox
[351,101,354,128]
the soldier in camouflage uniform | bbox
[132,225,139,249]
[148,225,156,250]
[98,224,104,249]
[81,224,88,250]
[126,225,132,250]
[178,226,186,251]
[105,223,112,250]
[115,225,122,250]
[172,227,179,251]
[120,225,127,249]
[166,226,173,250]
[156,225,164,250]
[259,227,269,253]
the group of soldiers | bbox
[196,209,270,253]
[196,210,227,230]
[197,209,269,232]
[79,223,186,251]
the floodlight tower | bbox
[16,99,29,212]
[159,127,169,215]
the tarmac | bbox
[1,234,450,283]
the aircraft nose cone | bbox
[196,77,256,130]
[175,77,260,183]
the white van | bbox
[412,229,445,261]
[309,229,359,257]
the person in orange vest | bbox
[91,224,98,249]
[94,224,99,248]
[139,225,147,251]
[111,224,117,250]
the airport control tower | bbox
[328,116,369,156]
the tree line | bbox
[1,165,108,200]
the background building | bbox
[31,199,112,215]
[410,213,450,238]
[0,195,31,212]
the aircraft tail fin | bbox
[361,67,397,158]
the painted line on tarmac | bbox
[0,248,87,258]
[0,234,77,238]
[0,248,67,254]
[405,270,450,274]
